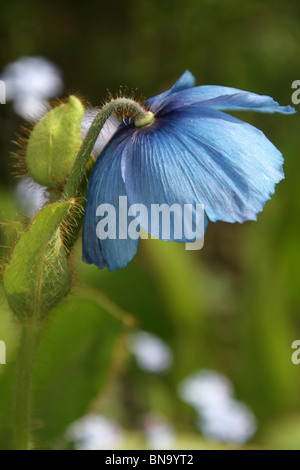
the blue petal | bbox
[154,85,296,116]
[82,127,140,271]
[122,107,284,226]
[146,70,196,114]
[121,123,208,242]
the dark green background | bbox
[0,0,300,449]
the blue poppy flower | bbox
[82,70,295,271]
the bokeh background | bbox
[0,0,300,450]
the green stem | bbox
[62,98,148,200]
[11,98,148,450]
[13,317,43,450]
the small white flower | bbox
[1,56,63,121]
[127,330,173,373]
[66,414,124,450]
[15,177,47,217]
[144,413,176,450]
[178,369,257,445]
[178,370,233,410]
[2,56,63,101]
[199,399,257,445]
[13,95,49,122]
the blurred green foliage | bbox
[0,0,300,450]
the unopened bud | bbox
[26,96,85,187]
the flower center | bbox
[135,111,154,128]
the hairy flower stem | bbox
[11,98,147,450]
[13,317,43,450]
[62,98,148,200]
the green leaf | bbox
[3,201,73,320]
[32,294,131,447]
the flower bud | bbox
[3,201,74,320]
[26,96,85,187]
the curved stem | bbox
[11,98,147,450]
[13,317,43,450]
[62,98,147,200]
